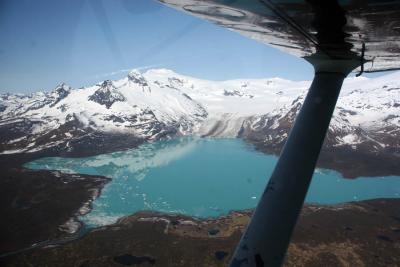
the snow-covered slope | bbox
[238,73,400,147]
[0,70,208,154]
[1,69,399,164]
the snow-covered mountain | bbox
[1,69,399,176]
[0,70,208,155]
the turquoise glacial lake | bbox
[25,138,400,228]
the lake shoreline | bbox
[1,136,399,257]
[245,137,400,179]
[23,137,400,227]
[3,134,399,179]
[0,152,112,256]
[2,198,400,266]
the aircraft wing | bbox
[159,0,400,72]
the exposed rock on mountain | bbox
[1,69,399,177]
[88,80,125,109]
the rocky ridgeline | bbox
[0,69,399,176]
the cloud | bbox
[92,64,163,79]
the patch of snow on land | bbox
[341,134,361,145]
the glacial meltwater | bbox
[25,138,400,228]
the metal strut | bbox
[356,43,366,77]
[230,56,360,267]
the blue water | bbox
[25,137,400,227]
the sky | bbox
[0,0,389,93]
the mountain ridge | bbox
[1,69,399,177]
